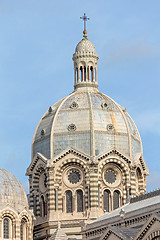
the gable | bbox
[135,215,160,240]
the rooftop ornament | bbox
[80,13,90,39]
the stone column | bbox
[130,166,136,199]
[47,166,55,219]
[89,162,99,218]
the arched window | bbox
[33,196,37,216]
[80,66,83,82]
[66,190,73,213]
[45,194,48,216]
[136,168,142,193]
[103,190,110,212]
[41,195,45,217]
[3,218,9,239]
[113,190,120,210]
[77,190,83,212]
[94,68,96,82]
[84,66,86,81]
[20,218,27,240]
[90,66,93,82]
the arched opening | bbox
[20,218,27,240]
[45,194,48,216]
[66,190,73,213]
[40,195,45,217]
[84,66,86,81]
[33,196,37,216]
[77,189,83,212]
[136,167,143,194]
[3,218,10,239]
[80,66,83,82]
[103,190,110,212]
[113,190,120,210]
[90,66,93,82]
[94,68,96,82]
[76,68,78,82]
[87,66,89,80]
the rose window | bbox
[68,170,81,184]
[104,170,116,184]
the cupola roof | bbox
[0,168,28,210]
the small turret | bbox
[73,13,99,90]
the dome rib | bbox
[99,92,133,159]
[50,92,76,159]
[31,98,65,160]
[32,89,143,161]
[87,91,95,156]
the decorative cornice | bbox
[98,149,131,164]
[52,147,90,163]
[26,152,47,175]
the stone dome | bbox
[75,38,97,54]
[32,89,142,161]
[0,168,28,210]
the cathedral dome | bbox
[32,90,142,161]
[32,32,142,163]
[0,168,28,210]
[75,39,96,54]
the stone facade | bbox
[82,190,160,240]
[26,30,149,239]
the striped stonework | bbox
[27,150,147,239]
[0,207,33,240]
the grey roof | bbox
[32,89,142,161]
[0,168,28,210]
[86,194,160,230]
[50,228,68,240]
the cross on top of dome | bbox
[80,13,90,39]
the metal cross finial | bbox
[80,13,90,31]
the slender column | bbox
[87,66,89,81]
[29,176,33,210]
[74,69,76,85]
[98,185,100,208]
[130,167,136,199]
[82,67,84,82]
[62,195,65,212]
[89,164,99,218]
[88,186,91,209]
[96,67,98,82]
[93,66,95,82]
[73,194,76,212]
[47,166,55,215]
[78,68,80,83]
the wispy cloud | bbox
[102,39,159,65]
[135,109,160,135]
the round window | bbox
[68,170,81,184]
[104,170,116,184]
[103,163,122,187]
[63,167,83,187]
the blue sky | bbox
[0,0,160,193]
